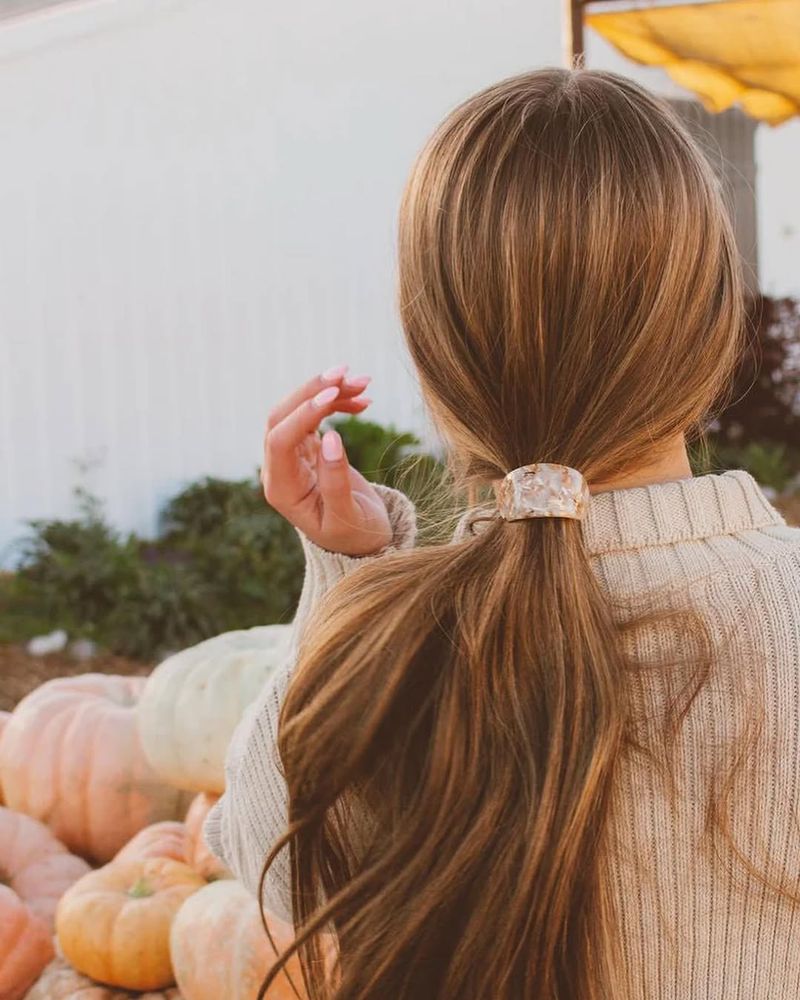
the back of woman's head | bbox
[398,67,741,485]
[260,69,744,1000]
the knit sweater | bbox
[205,470,800,999]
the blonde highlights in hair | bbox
[258,69,750,999]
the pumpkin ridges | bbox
[184,794,231,880]
[12,851,91,926]
[114,822,191,866]
[57,858,206,992]
[138,625,293,794]
[0,806,91,930]
[0,884,54,1000]
[0,675,189,863]
[170,879,317,1000]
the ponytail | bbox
[258,65,748,1000]
[258,512,630,999]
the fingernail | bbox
[344,374,371,390]
[312,385,341,408]
[321,364,349,382]
[321,430,344,462]
[357,397,372,406]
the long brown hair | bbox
[259,69,747,999]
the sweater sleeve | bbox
[203,484,417,922]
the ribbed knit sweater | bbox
[206,470,800,998]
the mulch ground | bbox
[0,645,152,712]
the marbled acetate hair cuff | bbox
[493,463,591,521]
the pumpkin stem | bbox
[128,876,154,899]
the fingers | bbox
[331,396,372,415]
[264,385,360,509]
[266,367,372,431]
[316,430,356,527]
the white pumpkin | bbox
[137,625,293,794]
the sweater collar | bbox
[456,470,785,556]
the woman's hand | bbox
[262,366,393,557]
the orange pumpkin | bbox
[0,805,90,930]
[57,858,206,991]
[184,794,231,880]
[0,884,54,1000]
[28,956,185,998]
[0,674,190,862]
[114,822,191,866]
[170,879,334,1000]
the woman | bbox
[206,69,800,999]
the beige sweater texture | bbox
[206,470,800,998]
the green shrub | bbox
[158,476,304,637]
[690,438,799,493]
[1,418,444,660]
[334,416,454,539]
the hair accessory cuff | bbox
[494,463,591,521]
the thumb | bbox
[317,429,357,528]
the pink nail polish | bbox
[321,364,349,382]
[312,385,341,408]
[345,374,372,389]
[321,430,344,462]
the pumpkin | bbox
[184,794,231,880]
[57,858,206,992]
[137,625,293,794]
[0,805,90,930]
[27,956,184,999]
[0,712,11,806]
[0,674,190,862]
[170,879,323,1000]
[0,884,53,1000]
[114,823,190,866]
[0,710,9,804]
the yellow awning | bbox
[586,0,800,125]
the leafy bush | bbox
[333,415,452,537]
[690,295,800,492]
[0,417,442,660]
[158,476,305,638]
[690,439,799,494]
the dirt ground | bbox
[0,645,152,712]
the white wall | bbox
[756,120,800,298]
[0,0,796,558]
[0,0,561,556]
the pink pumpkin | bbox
[0,806,90,929]
[0,884,53,1000]
[170,879,307,1000]
[184,794,231,880]
[0,710,9,805]
[115,822,191,866]
[0,675,190,863]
